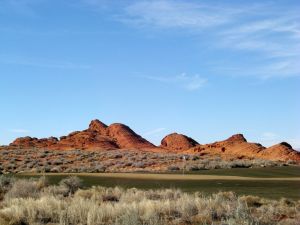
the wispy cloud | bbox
[99,0,300,79]
[118,1,236,29]
[143,127,165,136]
[9,129,30,134]
[6,0,299,78]
[218,14,300,78]
[142,73,207,91]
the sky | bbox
[0,0,299,148]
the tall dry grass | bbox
[0,176,299,225]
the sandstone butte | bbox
[1,119,300,162]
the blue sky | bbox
[0,0,299,148]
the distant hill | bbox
[2,119,299,162]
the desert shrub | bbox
[41,166,51,173]
[59,176,83,195]
[23,158,31,163]
[0,176,15,200]
[38,153,47,158]
[167,166,180,171]
[287,160,297,165]
[124,162,133,167]
[0,176,14,190]
[52,159,63,165]
[36,176,49,189]
[6,163,16,170]
[114,154,123,159]
[133,162,146,168]
[240,195,263,207]
[50,166,62,173]
[4,178,45,200]
[0,181,299,225]
[192,155,200,161]
[43,185,69,197]
[230,160,251,168]
[64,167,78,173]
[186,165,199,171]
[102,194,119,202]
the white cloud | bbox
[118,1,234,29]
[215,12,300,78]
[9,129,30,133]
[13,0,296,79]
[144,128,165,136]
[219,17,300,57]
[111,1,300,78]
[143,73,207,91]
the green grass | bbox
[15,166,300,200]
[185,165,300,177]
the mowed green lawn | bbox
[17,166,300,200]
[186,165,300,177]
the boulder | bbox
[161,133,199,151]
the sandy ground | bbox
[21,173,300,181]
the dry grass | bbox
[0,176,299,225]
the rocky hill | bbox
[1,119,300,162]
[7,119,155,151]
[188,134,300,161]
[160,133,199,151]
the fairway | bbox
[16,166,300,200]
[20,172,300,181]
[186,165,300,177]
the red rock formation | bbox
[189,134,300,161]
[161,133,199,151]
[190,134,265,158]
[7,119,155,151]
[88,119,108,135]
[108,123,155,149]
[10,136,58,149]
[54,130,118,150]
[3,120,300,162]
[259,142,300,161]
[225,134,247,144]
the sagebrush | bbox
[0,176,299,225]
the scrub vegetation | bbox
[0,176,299,225]
[0,149,296,174]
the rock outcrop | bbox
[161,133,199,151]
[88,119,108,135]
[260,142,300,161]
[189,134,300,161]
[7,119,155,151]
[3,121,300,162]
[108,123,155,149]
[10,136,58,149]
[190,134,264,157]
[55,130,118,150]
